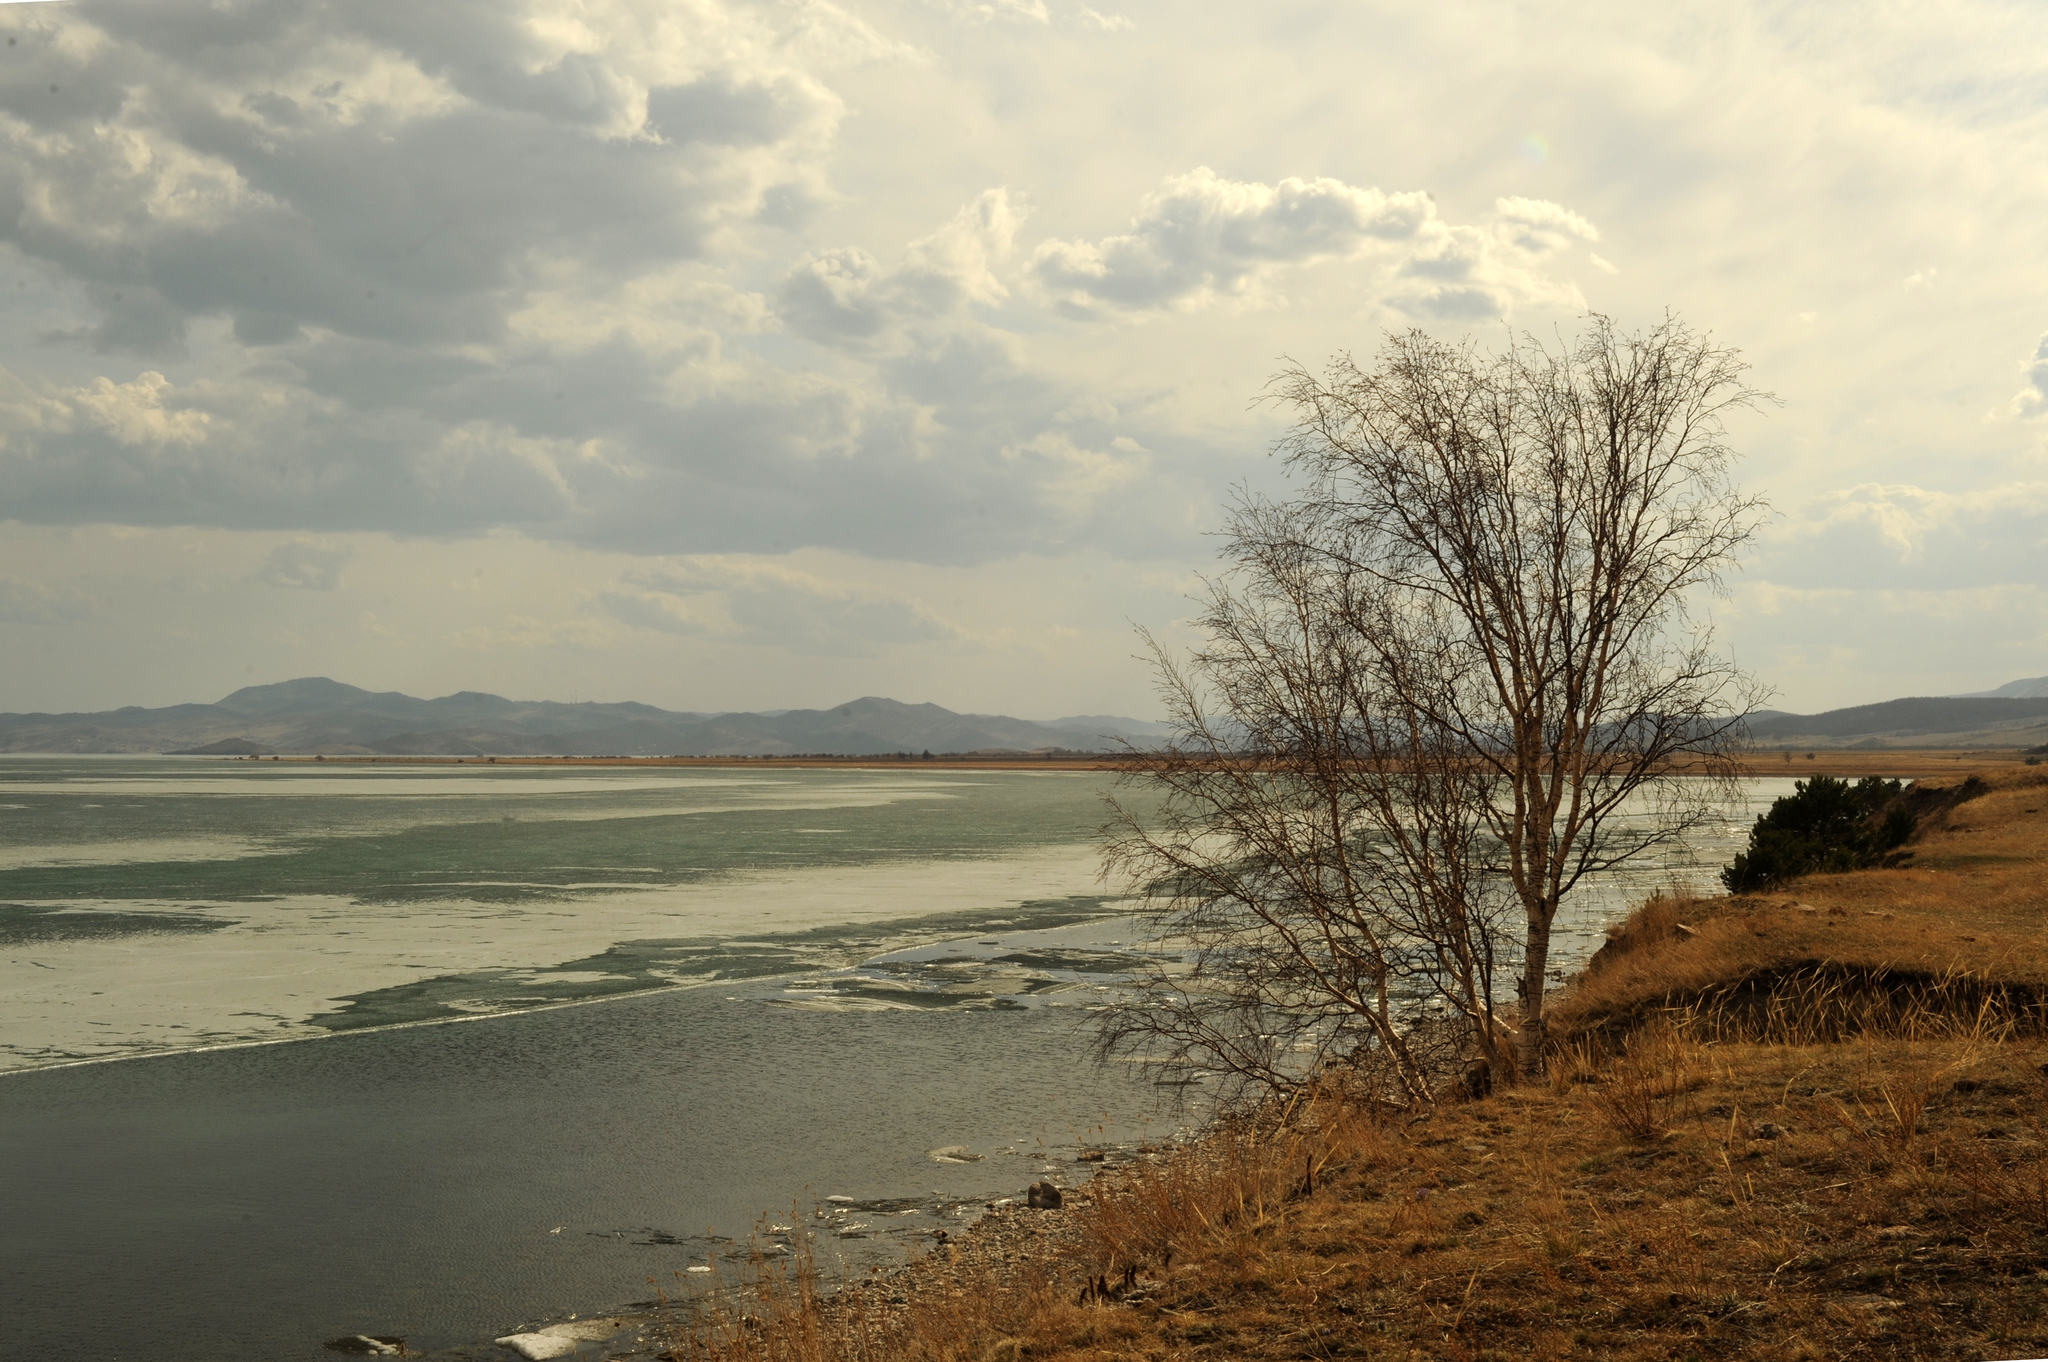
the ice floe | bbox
[493,1317,633,1360]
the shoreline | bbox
[553,763,2048,1362]
[476,1136,1165,1362]
[191,747,2042,778]
[217,754,1133,771]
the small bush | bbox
[1593,1023,1693,1142]
[1721,775,1913,892]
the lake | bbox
[0,758,1793,1359]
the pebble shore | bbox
[453,1149,1167,1362]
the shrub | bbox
[1720,775,1913,893]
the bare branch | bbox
[1104,313,1769,1092]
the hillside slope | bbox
[0,678,1168,755]
[1744,695,2048,748]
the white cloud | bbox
[1755,481,2048,590]
[1075,9,1134,32]
[0,1,858,358]
[1026,168,1598,320]
[0,369,210,447]
[2012,332,2048,419]
[928,0,1052,24]
[4,0,2048,714]
[780,187,1022,339]
[1001,431,1149,517]
[602,558,967,657]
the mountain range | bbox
[5,675,2048,757]
[0,678,1174,757]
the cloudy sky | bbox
[1,0,2044,719]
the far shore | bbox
[219,747,2045,778]
[232,752,1132,771]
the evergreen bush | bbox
[1720,775,1914,893]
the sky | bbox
[0,0,2045,719]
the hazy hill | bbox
[1744,693,2048,748]
[0,678,1171,756]
[1957,674,2048,699]
[17,674,2048,756]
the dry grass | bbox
[1736,749,2048,780]
[666,1038,2048,1362]
[664,770,2048,1362]
[1588,1021,1697,1143]
[1555,769,2048,1048]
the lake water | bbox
[0,758,1795,1360]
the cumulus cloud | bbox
[0,369,210,448]
[0,0,971,554]
[1002,431,1150,517]
[255,541,351,591]
[0,1,860,356]
[0,0,1199,569]
[2012,332,2048,419]
[0,6,1583,579]
[780,188,1023,341]
[0,361,592,533]
[601,559,967,657]
[1755,481,2048,591]
[1027,168,1598,319]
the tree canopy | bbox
[1102,314,1769,1097]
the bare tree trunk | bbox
[1517,919,1551,1078]
[1101,313,1767,1107]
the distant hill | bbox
[1957,675,2048,700]
[1745,695,2048,749]
[0,678,1171,756]
[25,675,2047,756]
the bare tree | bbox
[1102,314,1767,1093]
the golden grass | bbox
[663,768,2048,1362]
[665,1037,2048,1362]
[1737,749,2048,780]
[1555,769,2048,1047]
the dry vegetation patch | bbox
[664,1039,2048,1361]
[661,770,2048,1362]
[1554,770,2048,1048]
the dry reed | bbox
[1590,1020,1694,1142]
